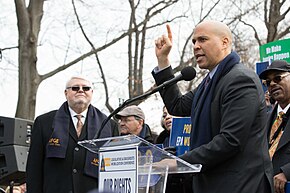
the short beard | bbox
[70,100,89,112]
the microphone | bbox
[94,66,196,139]
[152,66,196,92]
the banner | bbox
[259,38,290,63]
[169,117,191,156]
[256,60,270,92]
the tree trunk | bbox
[14,0,43,120]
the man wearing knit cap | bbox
[115,105,154,143]
[259,60,290,193]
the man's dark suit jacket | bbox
[152,64,274,193]
[26,105,112,193]
[266,105,290,179]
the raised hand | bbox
[155,24,173,69]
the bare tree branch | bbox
[1,46,19,51]
[239,19,262,46]
[71,0,114,112]
[276,26,290,40]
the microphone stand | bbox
[94,86,162,139]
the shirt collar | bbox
[277,103,290,114]
[68,106,88,118]
[208,64,219,79]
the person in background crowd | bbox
[156,106,193,193]
[151,20,273,193]
[259,60,290,193]
[26,76,112,193]
[155,106,173,147]
[115,105,154,143]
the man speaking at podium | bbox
[26,76,112,193]
[151,21,273,193]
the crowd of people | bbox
[3,20,289,193]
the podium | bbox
[78,135,201,193]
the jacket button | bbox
[73,169,77,173]
[75,147,79,151]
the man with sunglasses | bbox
[26,76,112,193]
[259,60,290,193]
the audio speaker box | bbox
[0,145,29,185]
[0,116,33,147]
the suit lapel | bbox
[69,120,87,141]
[276,121,290,151]
[272,104,290,152]
[69,120,78,141]
[266,111,277,140]
[78,122,87,140]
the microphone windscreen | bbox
[181,66,196,81]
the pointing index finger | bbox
[166,24,172,42]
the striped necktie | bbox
[205,76,211,87]
[75,115,83,137]
[201,76,211,96]
[269,111,284,159]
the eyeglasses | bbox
[119,117,136,123]
[262,73,290,87]
[66,86,91,92]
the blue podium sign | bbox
[169,117,191,156]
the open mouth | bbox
[195,54,205,61]
[270,87,281,97]
[165,121,172,127]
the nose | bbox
[164,116,171,121]
[193,41,201,50]
[193,47,199,57]
[77,87,85,92]
[119,120,125,127]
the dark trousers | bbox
[165,174,193,193]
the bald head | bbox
[192,20,233,70]
[196,20,232,50]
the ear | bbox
[137,119,144,128]
[64,89,68,97]
[138,119,144,125]
[222,37,230,48]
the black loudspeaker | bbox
[0,145,29,185]
[0,116,33,186]
[0,116,33,147]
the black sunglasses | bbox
[262,73,290,87]
[66,86,91,92]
